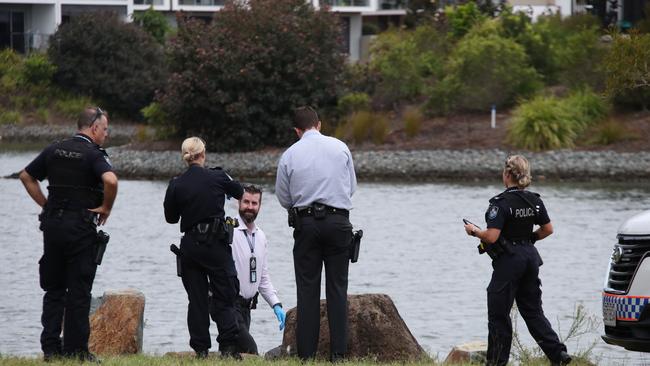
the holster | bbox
[170,244,182,277]
[350,230,363,263]
[94,230,110,265]
[288,208,301,230]
[477,238,511,261]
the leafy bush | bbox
[336,111,390,145]
[48,12,166,118]
[157,0,344,151]
[507,95,577,150]
[403,106,423,138]
[446,2,487,38]
[337,92,370,116]
[604,31,650,110]
[429,31,541,113]
[0,110,22,124]
[370,25,450,103]
[22,53,56,85]
[587,120,632,145]
[565,88,609,129]
[34,108,50,124]
[132,6,171,44]
[508,89,610,150]
[54,95,94,118]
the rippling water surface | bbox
[2,152,650,364]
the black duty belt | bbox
[298,205,349,218]
[236,294,258,310]
[503,238,533,246]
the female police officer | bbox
[164,137,244,359]
[463,155,571,366]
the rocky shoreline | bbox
[107,147,650,181]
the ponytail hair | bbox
[504,155,532,188]
[181,137,206,165]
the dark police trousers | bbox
[293,214,352,359]
[180,234,239,352]
[487,242,567,366]
[232,296,258,354]
[39,209,98,356]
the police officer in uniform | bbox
[164,137,244,359]
[464,155,571,366]
[275,106,357,361]
[19,107,118,362]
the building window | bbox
[380,0,407,9]
[178,0,225,5]
[0,11,25,53]
[134,0,165,5]
[322,0,369,6]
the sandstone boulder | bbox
[88,289,145,355]
[280,293,424,361]
[444,341,487,364]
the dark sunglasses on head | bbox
[90,107,105,124]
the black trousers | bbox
[39,212,98,356]
[180,235,239,352]
[486,243,567,366]
[233,297,258,354]
[293,214,352,359]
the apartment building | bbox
[0,0,405,60]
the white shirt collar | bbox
[301,129,321,139]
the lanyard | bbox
[244,231,255,254]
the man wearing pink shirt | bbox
[225,184,285,354]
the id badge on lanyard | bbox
[246,231,257,283]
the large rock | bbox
[280,293,424,361]
[88,289,145,355]
[444,341,487,364]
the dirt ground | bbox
[363,110,650,152]
[122,110,650,152]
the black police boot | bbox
[76,351,101,364]
[551,351,572,366]
[196,350,209,359]
[220,345,242,360]
[43,352,62,363]
[330,353,345,363]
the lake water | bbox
[1,151,650,365]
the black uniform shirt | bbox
[164,165,243,232]
[24,133,112,208]
[485,187,550,240]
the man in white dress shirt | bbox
[226,184,286,354]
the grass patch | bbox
[507,89,611,151]
[54,95,94,119]
[0,110,23,125]
[403,107,423,139]
[586,120,633,145]
[335,111,390,145]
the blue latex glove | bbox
[273,304,286,331]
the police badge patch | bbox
[488,205,499,220]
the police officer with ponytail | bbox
[164,137,243,359]
[463,155,571,366]
[19,107,118,362]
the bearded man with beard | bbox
[216,184,285,354]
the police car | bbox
[602,210,650,352]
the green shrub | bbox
[132,6,170,44]
[337,111,390,145]
[604,31,650,110]
[0,110,22,124]
[428,31,541,113]
[141,102,175,138]
[507,95,577,150]
[337,92,370,116]
[48,12,166,118]
[587,120,632,145]
[54,95,94,118]
[34,108,50,124]
[157,0,344,151]
[403,106,423,138]
[565,88,609,129]
[22,53,56,85]
[370,25,450,103]
[446,2,487,38]
[0,49,20,77]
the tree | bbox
[48,12,166,118]
[132,6,171,44]
[156,0,345,151]
[604,31,650,109]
